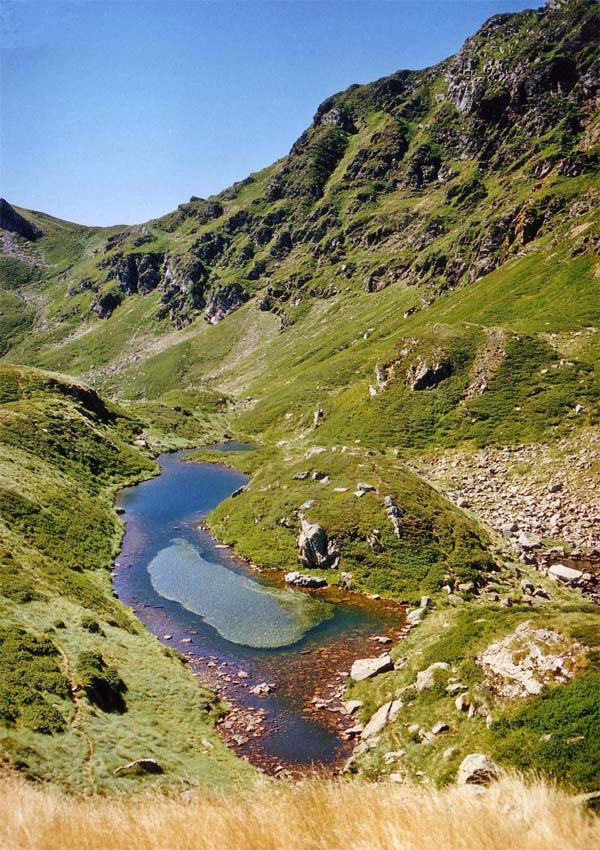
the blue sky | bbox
[1,0,537,226]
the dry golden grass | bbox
[2,775,598,850]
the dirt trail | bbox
[57,647,96,792]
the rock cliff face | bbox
[204,282,249,324]
[92,250,209,324]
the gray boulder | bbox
[297,518,339,569]
[113,758,164,777]
[415,662,450,691]
[284,571,327,588]
[362,699,403,739]
[406,607,426,626]
[548,563,583,583]
[350,654,394,682]
[456,753,500,786]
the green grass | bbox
[491,673,600,790]
[204,444,494,602]
[0,625,71,733]
[345,605,600,791]
[0,364,255,792]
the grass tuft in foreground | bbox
[1,774,598,850]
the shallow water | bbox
[113,449,402,770]
[148,538,333,648]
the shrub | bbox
[20,701,66,735]
[77,652,127,713]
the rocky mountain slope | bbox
[0,0,599,793]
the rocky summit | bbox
[0,0,598,803]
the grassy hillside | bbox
[0,364,253,792]
[1,0,597,395]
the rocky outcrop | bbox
[204,282,248,324]
[101,251,164,296]
[156,254,207,326]
[297,518,339,569]
[94,249,209,325]
[477,621,587,699]
[406,358,452,390]
[383,495,402,536]
[92,287,123,319]
[0,199,43,241]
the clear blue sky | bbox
[1,0,537,226]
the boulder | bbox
[297,518,339,569]
[113,758,164,777]
[361,699,403,739]
[518,531,542,550]
[285,571,327,588]
[455,693,471,712]
[548,563,583,583]
[350,654,394,682]
[456,753,500,786]
[406,607,426,626]
[356,482,376,493]
[415,661,450,691]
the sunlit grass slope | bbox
[0,364,254,791]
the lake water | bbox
[113,448,403,772]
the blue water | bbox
[113,448,400,768]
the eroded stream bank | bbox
[113,448,404,776]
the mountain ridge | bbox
[1,0,598,336]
